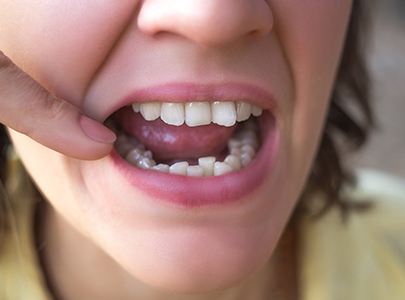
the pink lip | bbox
[108,112,279,208]
[101,82,277,122]
[104,82,279,208]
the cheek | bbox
[273,1,352,179]
[0,1,137,103]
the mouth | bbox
[104,83,279,208]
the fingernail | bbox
[79,115,116,144]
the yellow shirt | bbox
[1,154,405,299]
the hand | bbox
[0,51,116,160]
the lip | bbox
[101,82,277,122]
[108,111,279,208]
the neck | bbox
[35,202,299,300]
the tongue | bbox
[114,107,236,161]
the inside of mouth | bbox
[106,105,264,177]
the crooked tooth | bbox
[140,102,161,121]
[185,102,211,127]
[152,164,170,173]
[212,102,236,127]
[236,102,252,122]
[169,161,189,175]
[214,162,233,176]
[187,165,205,177]
[198,156,216,176]
[224,155,241,171]
[251,105,263,117]
[161,103,185,126]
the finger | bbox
[0,51,116,160]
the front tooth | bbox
[224,155,241,171]
[140,102,161,121]
[169,161,189,175]
[236,102,252,122]
[161,103,185,126]
[187,165,205,177]
[211,102,236,127]
[214,162,233,176]
[198,156,216,176]
[185,102,211,127]
[251,105,263,117]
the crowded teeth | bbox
[131,101,262,127]
[115,119,261,177]
[161,103,185,126]
[185,102,211,127]
[198,156,216,176]
[187,165,205,177]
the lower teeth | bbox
[115,120,260,177]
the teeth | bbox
[187,165,205,177]
[251,105,263,117]
[140,102,161,121]
[152,164,170,173]
[132,101,263,127]
[211,101,237,127]
[214,162,233,176]
[185,102,211,127]
[236,102,252,122]
[161,103,185,126]
[198,156,216,176]
[169,161,189,175]
[117,115,261,176]
[224,155,241,171]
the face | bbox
[1,0,352,293]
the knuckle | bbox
[41,93,70,122]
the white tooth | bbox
[211,102,236,127]
[214,162,233,176]
[140,102,161,121]
[169,161,189,175]
[161,103,185,126]
[242,136,259,150]
[185,102,211,127]
[187,165,205,177]
[198,156,216,176]
[241,144,256,157]
[240,153,253,167]
[126,148,144,164]
[224,155,241,171]
[236,102,252,122]
[251,105,263,117]
[136,158,156,169]
[132,103,141,113]
[152,164,170,173]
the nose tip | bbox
[138,0,273,47]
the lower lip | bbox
[108,113,279,208]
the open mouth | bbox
[106,101,266,177]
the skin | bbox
[0,0,352,299]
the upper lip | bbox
[100,82,276,123]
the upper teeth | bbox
[132,101,263,127]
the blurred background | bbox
[349,0,405,178]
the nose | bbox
[138,0,273,47]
